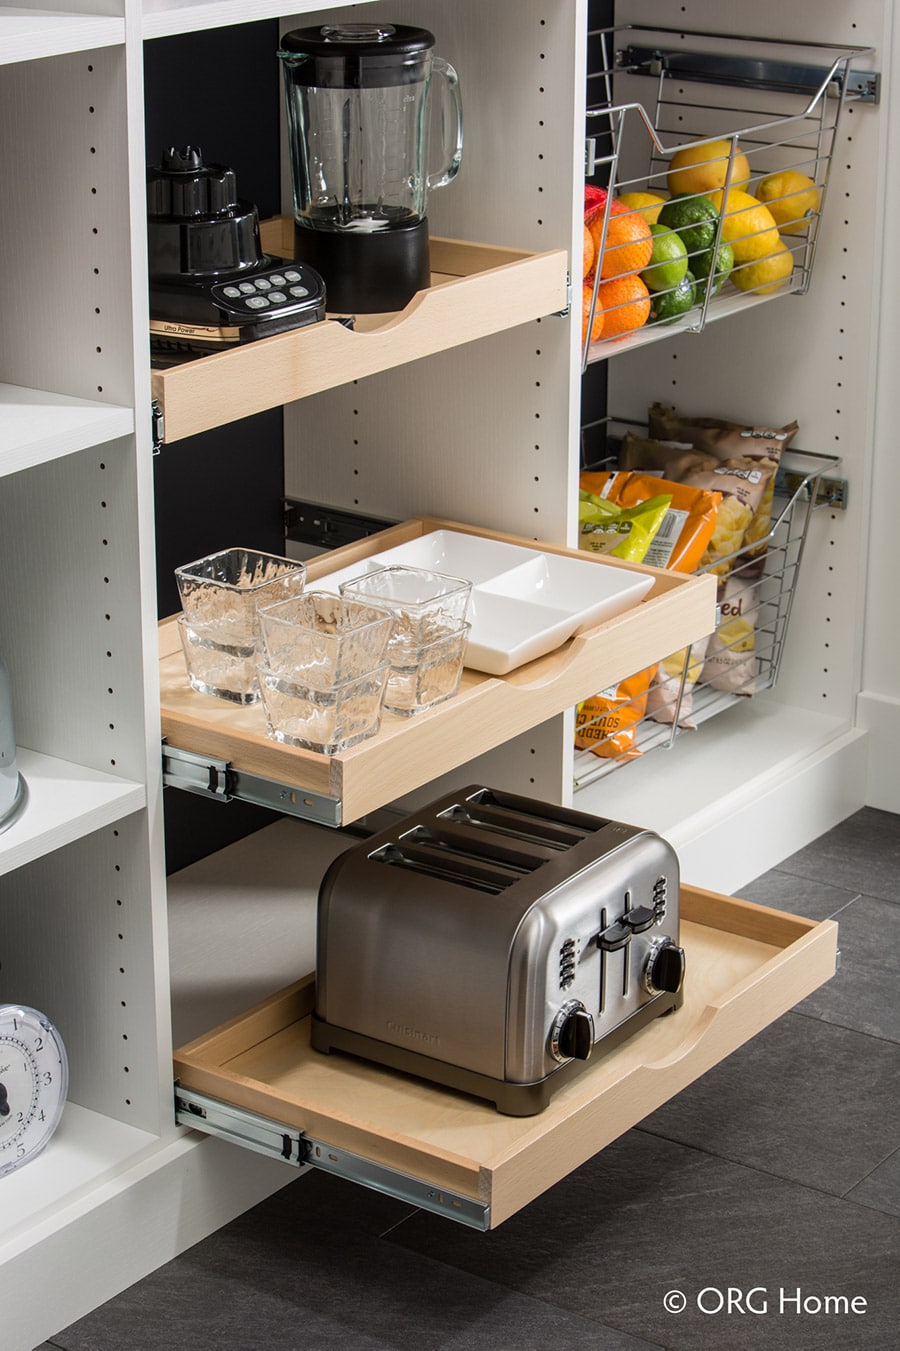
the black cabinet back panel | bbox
[145,23,288,872]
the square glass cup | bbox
[258,591,394,688]
[175,548,307,646]
[257,662,389,754]
[384,619,470,717]
[177,615,260,704]
[339,565,472,662]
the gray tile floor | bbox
[44,808,900,1351]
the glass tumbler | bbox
[258,591,395,687]
[175,548,307,646]
[339,565,471,662]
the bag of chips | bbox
[581,470,721,572]
[648,403,799,574]
[618,431,776,579]
[575,672,653,760]
[577,490,672,561]
[646,634,711,729]
[701,576,758,694]
[575,470,721,756]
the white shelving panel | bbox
[141,0,377,40]
[0,8,123,65]
[0,383,133,476]
[0,1104,158,1250]
[0,748,145,877]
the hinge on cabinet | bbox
[284,498,397,551]
[160,740,343,826]
[174,1085,491,1229]
[151,399,165,454]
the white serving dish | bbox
[313,530,654,675]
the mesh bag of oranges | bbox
[583,198,653,342]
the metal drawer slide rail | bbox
[161,741,343,827]
[174,1086,490,1230]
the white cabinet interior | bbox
[0,0,892,1345]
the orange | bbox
[583,224,595,278]
[582,285,604,344]
[596,274,651,339]
[590,209,654,280]
[667,138,751,197]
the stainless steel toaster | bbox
[312,785,685,1115]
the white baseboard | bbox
[10,1132,295,1351]
[856,691,900,814]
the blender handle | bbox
[427,57,463,192]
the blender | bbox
[278,23,463,313]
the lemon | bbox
[755,170,821,235]
[667,138,751,197]
[730,242,794,295]
[617,191,668,224]
[707,188,779,263]
[642,223,688,291]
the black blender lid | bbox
[280,23,435,59]
[279,23,436,86]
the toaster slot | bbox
[368,842,519,894]
[440,790,602,852]
[403,825,544,876]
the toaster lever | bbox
[596,921,631,952]
[622,905,656,934]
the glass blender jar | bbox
[278,23,462,312]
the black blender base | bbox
[292,217,431,313]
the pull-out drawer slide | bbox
[174,1085,490,1229]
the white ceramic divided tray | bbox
[311,530,655,675]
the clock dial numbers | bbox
[0,1007,68,1177]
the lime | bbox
[656,194,719,259]
[692,239,734,298]
[650,271,697,324]
[641,223,688,291]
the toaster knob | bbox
[550,1001,594,1063]
[645,939,686,995]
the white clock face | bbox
[0,1005,68,1178]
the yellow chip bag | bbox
[578,491,671,562]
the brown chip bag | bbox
[648,403,799,573]
[648,402,798,461]
[618,429,717,481]
[702,576,758,694]
[646,634,711,729]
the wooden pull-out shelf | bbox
[151,219,568,444]
[159,517,716,827]
[174,886,838,1230]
